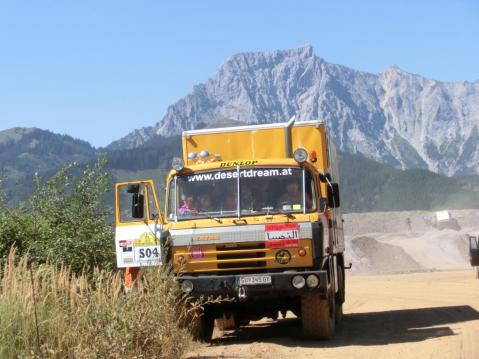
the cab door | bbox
[470,235,479,266]
[115,180,164,268]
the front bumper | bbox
[179,270,328,299]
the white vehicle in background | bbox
[432,210,460,231]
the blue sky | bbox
[0,0,478,147]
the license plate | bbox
[236,275,272,286]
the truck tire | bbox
[191,312,214,342]
[335,303,343,323]
[301,292,335,340]
[216,314,236,331]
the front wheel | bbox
[335,302,343,323]
[335,265,345,324]
[191,312,214,342]
[301,291,335,340]
[216,314,236,331]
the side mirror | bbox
[327,183,340,208]
[470,236,478,250]
[127,184,140,194]
[318,172,332,183]
[132,193,145,219]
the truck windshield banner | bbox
[167,167,316,221]
[187,168,293,182]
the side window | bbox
[167,180,176,221]
[304,170,316,211]
[118,184,146,223]
[315,174,327,212]
[145,182,159,220]
[471,236,478,250]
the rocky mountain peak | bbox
[109,46,479,177]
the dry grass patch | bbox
[0,250,194,359]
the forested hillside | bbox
[0,128,96,205]
[1,127,478,212]
[339,152,479,212]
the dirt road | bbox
[187,270,479,359]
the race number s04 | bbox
[136,246,161,260]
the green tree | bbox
[27,157,115,272]
[0,157,115,272]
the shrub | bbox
[0,157,115,272]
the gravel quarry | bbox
[344,209,477,275]
[188,209,479,359]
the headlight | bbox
[293,148,308,163]
[172,157,185,171]
[181,280,194,293]
[306,274,319,288]
[291,275,306,289]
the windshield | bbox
[166,167,316,221]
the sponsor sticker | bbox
[119,240,134,261]
[265,223,300,248]
[134,232,159,247]
[275,249,291,264]
[194,235,219,241]
[189,247,205,259]
[266,239,300,248]
[115,228,163,268]
[219,160,259,168]
[265,223,300,239]
[132,233,161,264]
[119,240,131,248]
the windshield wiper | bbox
[196,209,223,223]
[257,207,295,217]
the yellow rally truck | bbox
[114,118,345,340]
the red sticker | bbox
[265,223,300,243]
[266,239,300,248]
[265,223,300,231]
[189,247,205,259]
[119,240,132,248]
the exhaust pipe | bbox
[284,115,296,157]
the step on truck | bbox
[114,118,346,340]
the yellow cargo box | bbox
[182,119,332,174]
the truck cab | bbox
[114,119,345,340]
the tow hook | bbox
[222,280,232,290]
[238,286,247,300]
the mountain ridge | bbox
[109,45,479,177]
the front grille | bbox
[216,243,267,269]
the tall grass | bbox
[0,249,194,359]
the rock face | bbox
[110,45,479,176]
[108,126,154,150]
